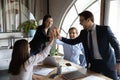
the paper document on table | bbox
[62,66,78,73]
[81,75,105,80]
[33,68,54,76]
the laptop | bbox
[43,56,58,67]
[62,70,86,80]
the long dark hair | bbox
[37,14,52,35]
[42,14,52,27]
[8,39,30,75]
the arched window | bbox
[60,0,100,38]
[59,0,120,53]
[59,0,101,53]
[108,0,120,42]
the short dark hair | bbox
[79,11,94,22]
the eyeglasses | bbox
[80,19,85,22]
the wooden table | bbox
[33,56,113,80]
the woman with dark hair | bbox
[29,14,53,55]
[8,30,54,80]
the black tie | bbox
[89,30,94,59]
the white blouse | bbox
[9,45,52,80]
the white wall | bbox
[0,32,23,49]
[0,49,12,70]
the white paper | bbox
[33,68,54,76]
[81,75,105,80]
[61,66,78,73]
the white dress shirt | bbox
[88,24,102,59]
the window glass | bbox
[86,0,101,25]
[0,2,3,32]
[61,0,100,37]
[60,30,67,37]
[0,0,35,32]
[59,0,101,53]
[71,17,83,35]
[75,0,96,13]
[59,0,120,53]
[108,0,120,42]
[62,6,78,33]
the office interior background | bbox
[0,0,120,52]
[0,0,120,79]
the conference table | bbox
[33,56,112,80]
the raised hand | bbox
[53,27,61,39]
[49,30,55,45]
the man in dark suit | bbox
[57,11,120,80]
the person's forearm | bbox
[37,44,52,59]
[55,39,64,45]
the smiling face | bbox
[79,11,94,30]
[68,28,78,39]
[45,18,53,28]
[79,16,91,30]
[79,16,94,30]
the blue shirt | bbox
[55,39,86,66]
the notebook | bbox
[33,67,54,76]
[81,75,105,80]
[62,70,86,80]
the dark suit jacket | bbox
[61,25,120,70]
[29,25,50,53]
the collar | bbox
[92,24,96,31]
[87,24,96,32]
